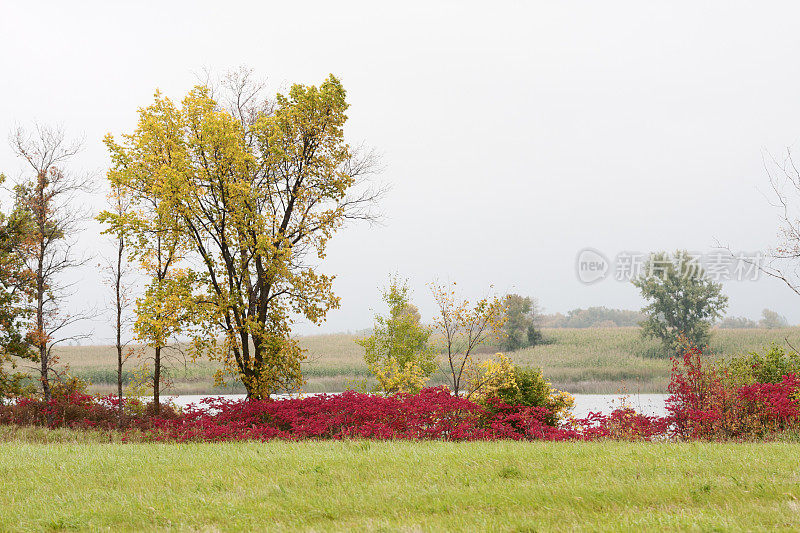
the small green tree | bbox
[500,294,542,351]
[0,174,35,399]
[633,250,728,354]
[759,308,789,329]
[357,277,436,393]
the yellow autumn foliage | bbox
[465,353,516,401]
[370,357,430,395]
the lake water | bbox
[570,393,669,418]
[163,393,670,417]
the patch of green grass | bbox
[0,425,138,444]
[1,438,799,531]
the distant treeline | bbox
[716,309,791,329]
[538,307,792,329]
[540,307,644,328]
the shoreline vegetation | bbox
[4,337,797,444]
[40,327,800,396]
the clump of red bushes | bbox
[0,387,642,441]
[1,343,798,442]
[0,392,180,430]
[666,343,800,440]
[147,389,581,442]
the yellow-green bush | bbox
[488,364,574,425]
[721,343,800,385]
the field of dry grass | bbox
[41,327,800,395]
[510,327,800,393]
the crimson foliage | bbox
[143,389,578,442]
[2,345,798,442]
[666,343,800,440]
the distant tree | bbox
[633,250,728,353]
[717,316,758,329]
[500,294,542,351]
[594,320,617,328]
[357,277,436,393]
[539,312,568,328]
[759,308,789,329]
[430,281,506,394]
[8,126,93,403]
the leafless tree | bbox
[755,148,800,295]
[99,184,135,423]
[9,124,94,403]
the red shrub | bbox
[575,408,669,441]
[666,343,800,440]
[147,388,494,442]
[0,393,119,429]
[2,354,798,443]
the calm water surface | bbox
[163,393,670,417]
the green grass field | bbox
[1,433,799,531]
[46,327,800,395]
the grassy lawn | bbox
[44,327,800,395]
[1,436,800,531]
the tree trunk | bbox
[153,345,161,415]
[37,240,52,426]
[116,236,124,426]
[36,171,51,410]
[39,342,49,401]
[38,278,49,404]
[117,343,123,425]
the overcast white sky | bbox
[2,0,800,342]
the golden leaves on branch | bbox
[100,72,378,399]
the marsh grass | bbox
[1,438,800,531]
[40,327,800,395]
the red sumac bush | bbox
[2,345,798,442]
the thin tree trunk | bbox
[37,271,49,404]
[153,345,161,415]
[37,170,50,405]
[153,233,164,415]
[116,234,124,426]
[116,344,123,424]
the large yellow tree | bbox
[104,71,379,399]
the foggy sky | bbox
[2,0,800,342]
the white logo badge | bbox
[576,248,609,284]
